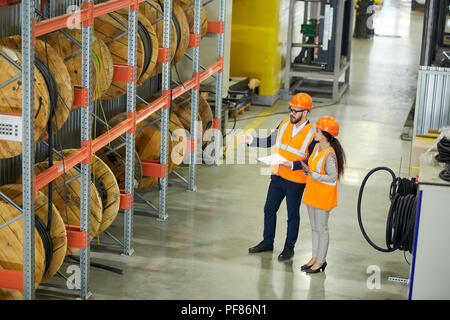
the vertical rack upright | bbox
[213,0,225,167]
[21,0,36,301]
[188,0,202,191]
[80,0,94,300]
[186,0,227,190]
[158,0,173,220]
[124,0,139,256]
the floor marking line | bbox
[224,100,283,158]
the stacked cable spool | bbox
[140,0,190,68]
[0,184,67,300]
[139,0,190,77]
[96,143,144,190]
[0,45,51,159]
[136,100,187,170]
[41,28,114,107]
[175,0,209,38]
[98,110,174,189]
[18,161,103,256]
[0,36,74,143]
[94,11,158,99]
[52,150,121,235]
[171,92,213,148]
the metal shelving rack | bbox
[0,0,226,300]
[280,0,353,104]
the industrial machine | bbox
[420,0,450,67]
[281,0,354,104]
[401,0,450,141]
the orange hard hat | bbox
[316,116,339,137]
[289,93,313,110]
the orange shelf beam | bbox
[0,269,23,291]
[34,0,147,37]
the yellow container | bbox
[230,0,282,97]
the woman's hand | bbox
[301,161,313,175]
[280,161,293,169]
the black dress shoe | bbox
[278,248,294,261]
[305,261,327,274]
[300,263,313,271]
[248,241,273,253]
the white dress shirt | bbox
[289,121,308,169]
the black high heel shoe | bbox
[300,263,314,271]
[305,261,327,274]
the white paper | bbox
[257,153,288,166]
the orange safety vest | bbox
[302,144,338,211]
[272,118,315,184]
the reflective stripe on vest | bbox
[310,145,337,186]
[275,120,290,148]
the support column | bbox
[124,1,138,256]
[159,0,173,220]
[21,0,36,300]
[213,0,226,166]
[188,0,202,190]
[80,0,94,300]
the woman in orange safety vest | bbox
[299,116,346,273]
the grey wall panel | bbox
[414,67,450,135]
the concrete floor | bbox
[38,0,423,300]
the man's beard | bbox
[290,115,302,124]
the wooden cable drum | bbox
[18,161,103,256]
[0,36,73,142]
[95,114,144,189]
[94,13,146,100]
[139,0,177,77]
[114,9,159,86]
[139,98,188,168]
[96,143,144,190]
[0,184,67,300]
[99,111,172,189]
[176,0,208,38]
[54,149,120,235]
[172,1,190,64]
[0,45,50,159]
[41,28,114,107]
[100,110,174,189]
[172,92,213,147]
[141,0,189,66]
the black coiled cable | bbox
[35,215,53,274]
[35,56,58,235]
[157,0,182,53]
[435,137,450,182]
[137,21,153,75]
[120,13,153,76]
[357,167,418,255]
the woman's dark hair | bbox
[322,131,346,180]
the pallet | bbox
[229,102,251,118]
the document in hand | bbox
[257,153,288,166]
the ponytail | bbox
[323,132,346,180]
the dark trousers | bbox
[262,175,306,249]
